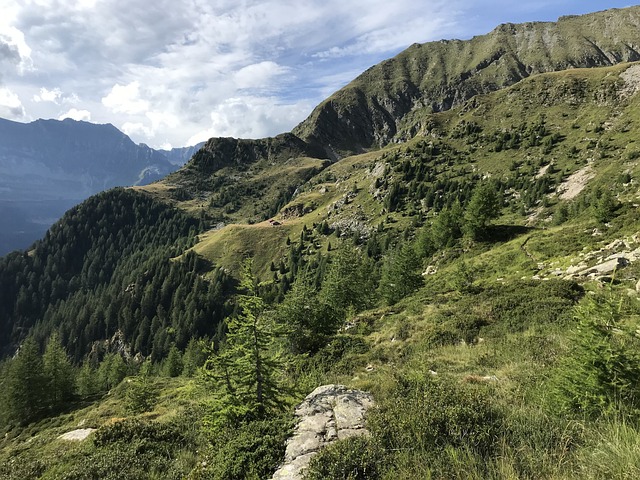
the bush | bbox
[304,436,385,480]
[369,375,501,468]
[35,416,200,480]
[94,418,187,449]
[307,335,370,374]
[192,415,293,480]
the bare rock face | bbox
[271,384,375,480]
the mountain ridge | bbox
[292,6,640,157]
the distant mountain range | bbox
[0,118,201,255]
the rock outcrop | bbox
[271,384,375,480]
[57,428,96,441]
[560,234,640,281]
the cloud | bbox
[4,0,466,146]
[33,87,62,103]
[312,1,457,58]
[187,96,313,145]
[58,108,91,121]
[234,61,290,91]
[0,87,25,119]
[102,81,150,114]
[0,26,32,74]
[121,121,154,139]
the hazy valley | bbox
[0,118,202,255]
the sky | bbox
[0,1,636,149]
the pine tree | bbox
[463,182,501,240]
[429,201,464,250]
[76,361,98,398]
[202,259,284,426]
[276,271,329,354]
[125,360,156,414]
[182,337,207,377]
[319,242,376,320]
[43,332,75,411]
[555,289,640,417]
[593,189,618,224]
[97,352,128,391]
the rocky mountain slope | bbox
[157,142,205,166]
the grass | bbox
[576,419,640,479]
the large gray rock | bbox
[271,384,374,480]
[564,256,630,280]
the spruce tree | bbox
[202,260,284,425]
[43,332,75,411]
[463,182,501,240]
[76,362,98,398]
[276,271,328,354]
[163,344,183,377]
[319,242,376,321]
[5,337,47,424]
[125,360,156,414]
[379,242,423,305]
[182,337,207,377]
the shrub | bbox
[304,436,385,480]
[307,335,370,374]
[369,375,501,463]
[192,415,293,480]
[94,418,187,449]
[553,290,640,419]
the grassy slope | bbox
[180,62,640,282]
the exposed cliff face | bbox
[293,6,640,156]
[183,133,325,177]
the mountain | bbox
[4,6,640,479]
[293,6,640,157]
[0,118,183,255]
[158,142,206,166]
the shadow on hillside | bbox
[487,224,534,242]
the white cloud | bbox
[102,81,149,114]
[234,61,289,91]
[3,0,467,146]
[58,108,91,121]
[0,25,32,74]
[121,121,154,138]
[33,86,62,103]
[0,87,25,118]
[187,96,312,145]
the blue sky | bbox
[0,1,635,148]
